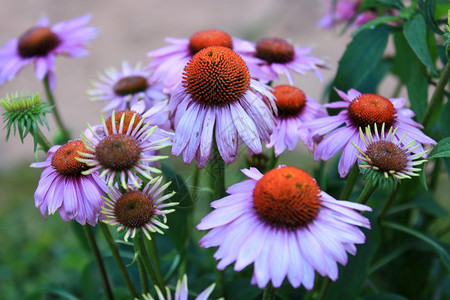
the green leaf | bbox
[383,221,450,272]
[352,15,402,37]
[435,2,450,19]
[440,100,450,138]
[428,137,450,159]
[161,163,195,252]
[403,14,438,75]
[329,25,390,103]
[325,213,379,300]
[392,32,428,121]
[363,294,409,300]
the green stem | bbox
[422,58,450,128]
[356,181,379,204]
[99,223,138,298]
[35,127,52,153]
[84,226,114,300]
[145,236,165,289]
[137,257,150,294]
[377,186,399,222]
[266,148,279,172]
[317,278,332,300]
[134,231,164,292]
[179,166,200,276]
[43,74,70,142]
[208,142,225,298]
[340,164,360,200]
[262,282,276,300]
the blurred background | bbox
[0,0,355,298]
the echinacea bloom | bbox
[0,15,98,90]
[317,0,378,28]
[170,46,277,168]
[141,274,215,300]
[267,85,328,156]
[237,37,327,85]
[102,176,177,241]
[147,29,260,93]
[79,110,170,189]
[353,124,428,189]
[88,61,166,113]
[305,88,436,177]
[197,165,372,289]
[31,140,108,226]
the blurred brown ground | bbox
[0,0,352,169]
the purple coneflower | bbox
[170,46,276,168]
[0,15,98,90]
[142,274,215,300]
[237,37,327,85]
[147,29,262,93]
[79,110,170,189]
[102,176,177,241]
[31,140,108,225]
[267,85,328,156]
[317,0,378,28]
[88,61,166,113]
[197,165,372,289]
[353,123,429,189]
[305,88,436,177]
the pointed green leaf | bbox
[428,137,450,159]
[329,25,390,103]
[383,221,450,271]
[403,14,438,75]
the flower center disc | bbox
[113,76,149,96]
[182,46,250,105]
[273,85,306,117]
[188,29,233,55]
[105,110,142,135]
[253,166,321,230]
[365,140,407,172]
[95,134,141,170]
[51,140,89,176]
[114,191,155,228]
[18,27,60,58]
[348,94,396,129]
[255,37,295,64]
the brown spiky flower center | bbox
[253,166,321,230]
[105,110,142,135]
[255,37,295,64]
[365,141,408,173]
[348,94,396,129]
[18,27,60,58]
[188,29,233,55]
[51,140,89,176]
[273,85,306,117]
[182,46,250,105]
[95,134,141,170]
[113,76,149,96]
[114,191,155,228]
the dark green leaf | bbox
[392,32,428,120]
[357,58,393,93]
[440,100,450,138]
[363,293,409,300]
[413,191,448,217]
[403,14,438,75]
[383,221,450,272]
[428,137,450,159]
[329,25,390,103]
[325,213,379,299]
